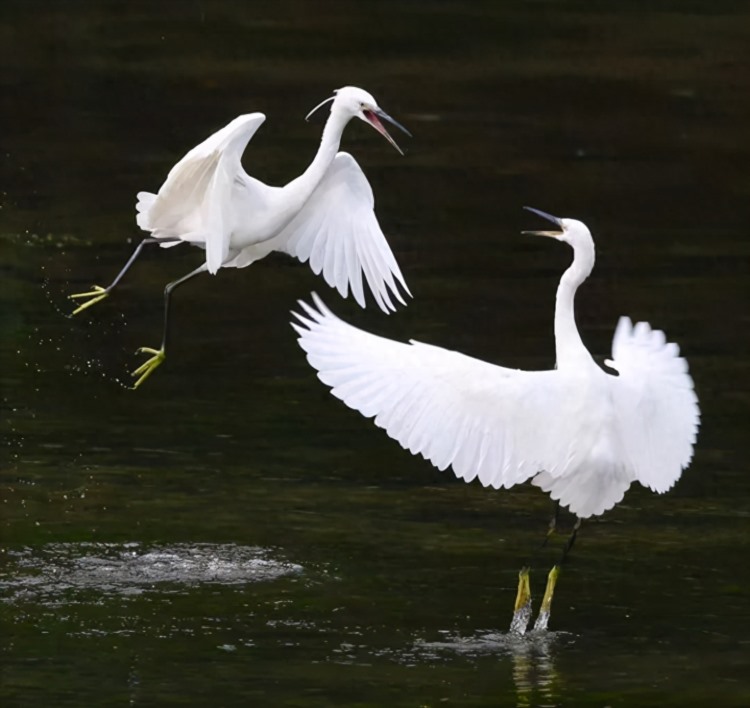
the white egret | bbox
[70,86,412,388]
[291,207,700,632]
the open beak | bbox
[522,206,564,238]
[362,107,411,156]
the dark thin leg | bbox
[539,500,561,551]
[160,264,207,352]
[513,501,562,635]
[559,517,582,565]
[515,510,583,634]
[70,236,182,315]
[522,500,561,569]
[131,263,207,389]
[529,517,582,633]
[107,237,182,292]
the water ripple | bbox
[0,542,302,602]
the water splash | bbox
[533,608,551,632]
[412,626,569,658]
[0,542,302,603]
[509,600,533,636]
[409,628,569,705]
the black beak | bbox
[374,107,412,138]
[523,206,562,227]
[362,107,411,155]
[522,206,564,238]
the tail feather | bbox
[135,191,157,229]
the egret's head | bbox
[305,86,411,155]
[522,207,592,249]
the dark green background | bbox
[2,1,749,705]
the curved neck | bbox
[554,239,595,370]
[284,108,349,207]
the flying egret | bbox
[70,86,412,388]
[291,207,700,633]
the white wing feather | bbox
[293,297,701,519]
[135,113,266,274]
[277,153,410,314]
[606,317,700,493]
[293,294,587,491]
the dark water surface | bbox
[2,1,749,705]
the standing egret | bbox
[291,207,700,633]
[70,86,412,388]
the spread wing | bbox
[607,317,700,493]
[292,294,583,490]
[277,152,410,313]
[135,113,266,274]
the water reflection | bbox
[414,628,566,707]
[510,634,560,708]
[3,0,750,705]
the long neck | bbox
[284,108,349,208]
[554,238,595,370]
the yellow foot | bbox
[540,565,560,615]
[131,347,165,389]
[533,565,560,632]
[69,285,109,315]
[514,567,531,613]
[510,567,532,636]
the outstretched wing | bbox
[607,317,700,493]
[292,294,581,490]
[135,113,266,274]
[277,152,410,314]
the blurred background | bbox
[2,1,749,705]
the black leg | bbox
[110,238,176,291]
[70,237,182,314]
[513,501,561,635]
[131,263,207,389]
[531,517,582,632]
[539,500,560,550]
[559,517,582,565]
[159,264,207,352]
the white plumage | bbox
[135,86,411,312]
[292,210,700,518]
[71,86,413,388]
